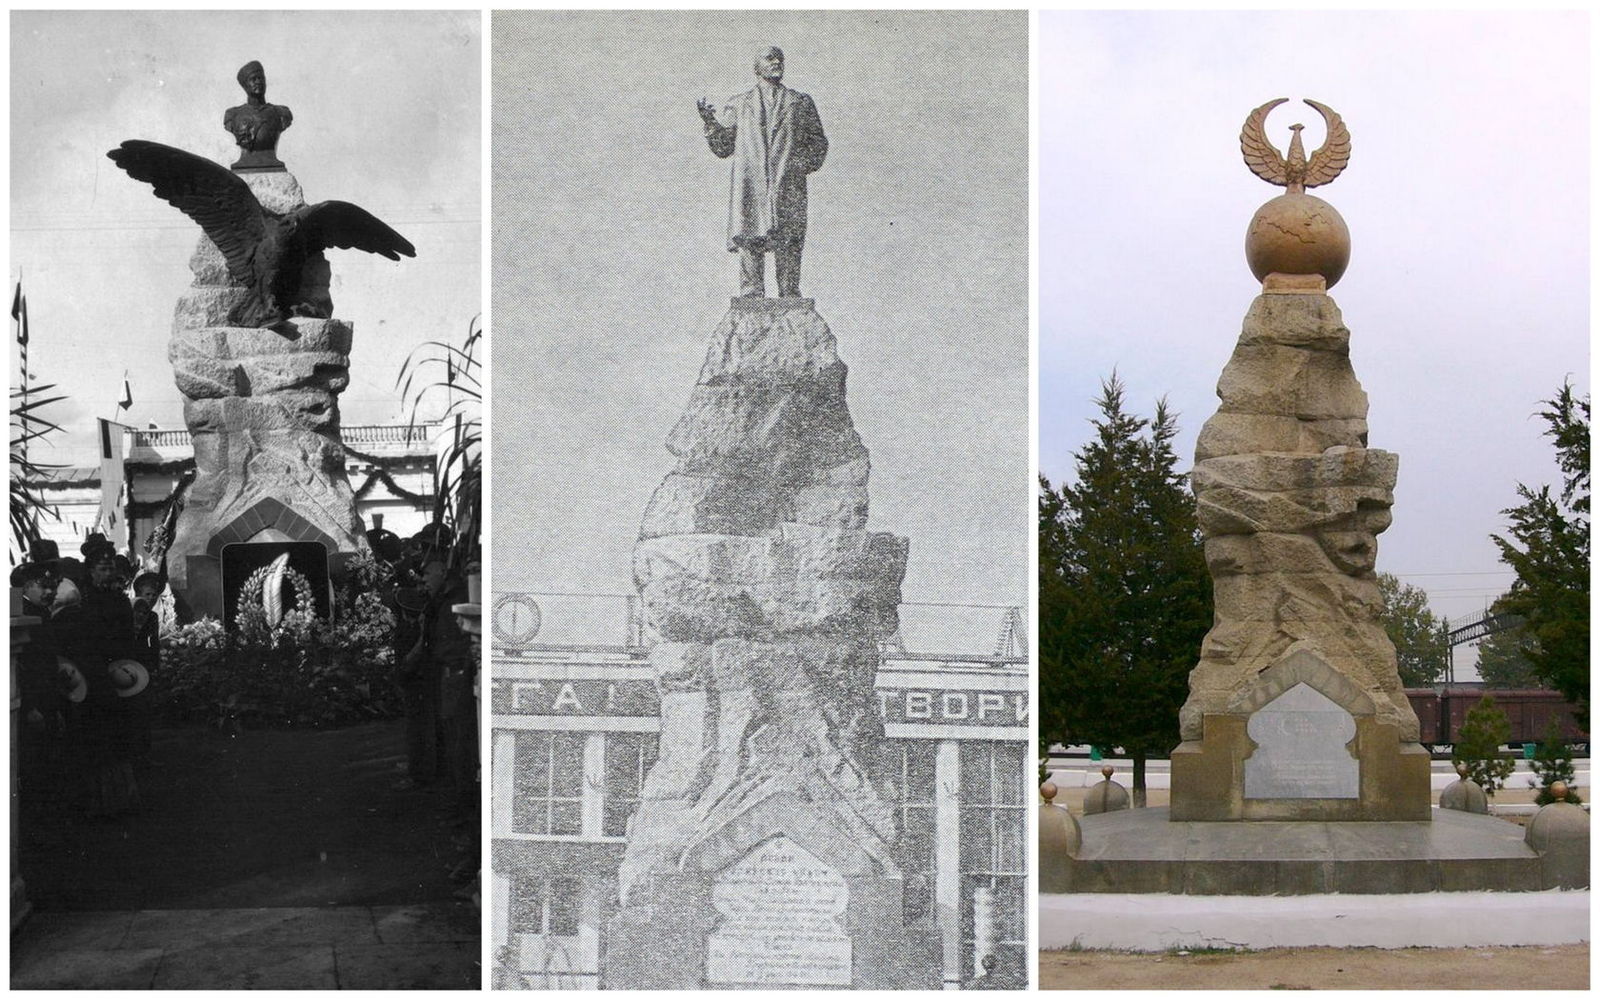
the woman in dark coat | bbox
[69,548,142,817]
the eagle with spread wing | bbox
[1240,98,1350,195]
[107,140,416,328]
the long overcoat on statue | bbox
[708,83,828,253]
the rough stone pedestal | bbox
[1169,293,1430,822]
[163,170,363,620]
[603,298,937,989]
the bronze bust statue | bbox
[223,60,293,172]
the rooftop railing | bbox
[489,591,1028,665]
[130,422,443,450]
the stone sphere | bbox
[1039,801,1081,861]
[1245,192,1351,288]
[1040,781,1058,803]
[1083,777,1130,815]
[1525,800,1590,890]
[1440,776,1489,814]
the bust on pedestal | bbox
[107,65,415,620]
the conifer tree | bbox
[1451,695,1515,795]
[1491,381,1589,724]
[1039,374,1211,805]
[1529,717,1582,806]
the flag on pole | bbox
[119,373,133,410]
[12,282,27,347]
[97,418,129,552]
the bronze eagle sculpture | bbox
[1239,98,1351,194]
[107,139,416,328]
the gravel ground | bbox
[1040,943,1589,990]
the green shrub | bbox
[1451,695,1516,795]
[1529,717,1583,806]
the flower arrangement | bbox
[154,554,401,729]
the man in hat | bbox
[391,576,437,788]
[13,561,72,801]
[129,572,165,759]
[365,513,403,565]
[697,46,829,298]
[420,555,475,825]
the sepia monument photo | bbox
[491,10,1028,990]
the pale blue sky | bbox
[1040,10,1589,662]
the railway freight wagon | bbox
[1405,686,1588,754]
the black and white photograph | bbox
[10,10,482,988]
[489,9,1029,990]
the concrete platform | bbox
[1039,889,1590,951]
[1045,807,1548,894]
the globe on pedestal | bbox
[1245,191,1351,288]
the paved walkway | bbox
[13,721,479,988]
[11,903,478,989]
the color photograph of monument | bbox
[10,11,482,988]
[1036,10,1588,989]
[489,10,1027,991]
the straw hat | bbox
[107,659,150,698]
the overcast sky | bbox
[10,10,481,466]
[491,10,1029,614]
[1040,11,1589,675]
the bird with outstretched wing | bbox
[1240,98,1351,195]
[107,140,416,328]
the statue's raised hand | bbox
[696,98,719,128]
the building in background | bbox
[489,596,1028,990]
[24,421,440,558]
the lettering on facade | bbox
[490,678,658,717]
[705,836,851,987]
[492,676,1029,732]
[876,688,1028,727]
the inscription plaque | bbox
[1243,682,1359,799]
[705,836,851,986]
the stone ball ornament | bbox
[1246,192,1350,287]
[1240,98,1352,288]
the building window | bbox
[511,731,585,836]
[602,733,659,838]
[958,741,1026,982]
[880,739,938,922]
[509,875,580,937]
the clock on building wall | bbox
[492,594,541,645]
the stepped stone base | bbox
[1043,807,1546,895]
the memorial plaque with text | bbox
[705,836,852,986]
[1244,682,1359,799]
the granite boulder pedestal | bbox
[163,169,364,620]
[603,298,937,989]
[1047,292,1549,895]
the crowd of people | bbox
[13,534,158,820]
[14,517,480,846]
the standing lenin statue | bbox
[697,46,828,298]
